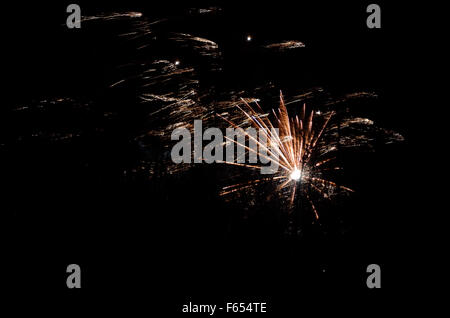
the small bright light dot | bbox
[315,110,321,115]
[290,168,301,181]
[246,35,252,41]
[174,60,180,66]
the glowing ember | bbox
[290,168,301,181]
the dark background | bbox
[4,0,419,315]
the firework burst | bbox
[219,92,355,220]
[10,8,402,218]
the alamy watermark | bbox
[66,4,81,29]
[171,120,280,174]
[366,4,381,29]
[66,264,81,288]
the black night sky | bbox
[4,0,420,315]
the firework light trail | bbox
[264,40,306,50]
[81,11,143,23]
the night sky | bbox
[4,1,420,315]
